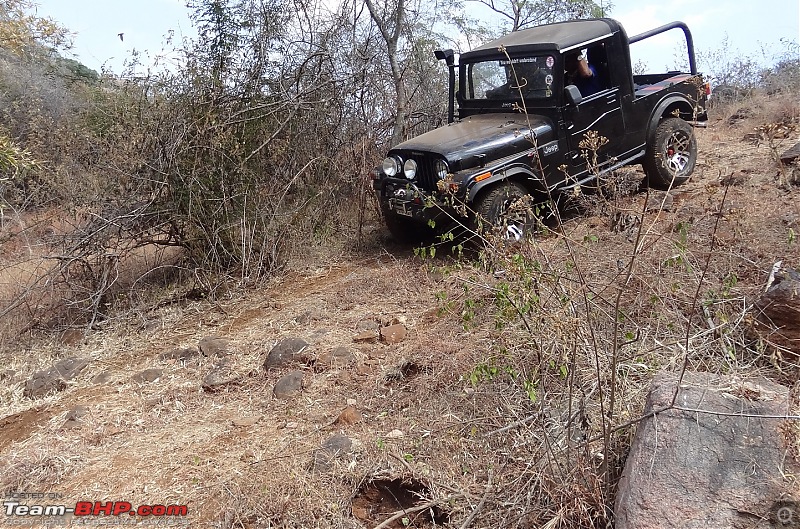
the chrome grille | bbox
[397,152,441,192]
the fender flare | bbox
[466,165,545,202]
[646,95,696,143]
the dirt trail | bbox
[1,106,799,527]
[0,251,469,526]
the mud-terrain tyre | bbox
[474,181,533,241]
[643,117,697,190]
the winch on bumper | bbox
[374,175,464,223]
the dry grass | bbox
[0,206,186,347]
[1,92,799,528]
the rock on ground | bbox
[264,337,309,369]
[781,141,800,164]
[615,370,799,529]
[53,358,90,380]
[273,371,304,399]
[316,346,355,369]
[311,434,352,473]
[23,358,90,399]
[158,347,200,364]
[751,265,800,356]
[23,369,66,399]
[132,368,163,383]
[199,336,231,357]
[380,324,407,344]
[333,405,362,426]
[201,364,241,392]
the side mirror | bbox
[564,85,583,107]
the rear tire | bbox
[643,117,697,190]
[474,181,534,241]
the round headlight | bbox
[382,156,401,177]
[434,159,449,180]
[403,159,418,180]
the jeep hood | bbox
[390,113,553,171]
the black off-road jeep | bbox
[371,18,709,240]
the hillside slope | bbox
[1,96,799,528]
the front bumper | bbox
[373,176,465,224]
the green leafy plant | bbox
[468,362,499,385]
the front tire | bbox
[643,117,697,190]
[474,181,534,241]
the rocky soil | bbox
[1,96,799,528]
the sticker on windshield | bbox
[545,74,553,86]
[546,56,554,68]
[499,57,538,65]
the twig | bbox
[672,178,733,407]
[579,402,800,450]
[582,405,673,445]
[372,495,462,529]
[672,406,800,419]
[459,469,493,529]
[482,414,537,437]
[389,451,414,474]
[454,276,500,292]
[765,260,783,291]
[603,182,651,495]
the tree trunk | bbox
[364,0,407,146]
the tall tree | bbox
[0,0,71,180]
[469,0,607,32]
[363,0,409,147]
[0,0,71,55]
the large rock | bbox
[23,357,90,399]
[273,371,304,399]
[615,371,799,529]
[311,434,353,473]
[781,141,800,165]
[199,336,231,357]
[264,338,309,370]
[751,265,800,356]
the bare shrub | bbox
[0,200,190,348]
[409,80,799,523]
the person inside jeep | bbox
[565,50,603,96]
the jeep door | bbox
[561,40,625,183]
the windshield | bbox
[462,55,556,101]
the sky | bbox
[609,0,800,73]
[34,0,194,75]
[32,0,800,76]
